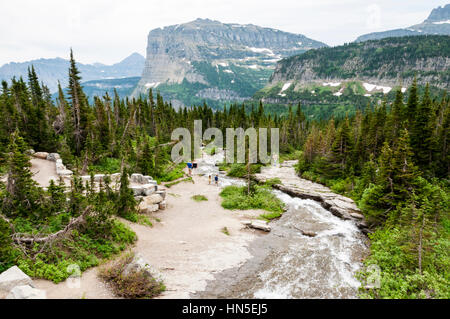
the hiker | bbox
[187,162,192,176]
[214,174,218,186]
[208,175,211,185]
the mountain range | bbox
[0,52,145,93]
[355,4,450,42]
[252,35,449,120]
[0,4,449,110]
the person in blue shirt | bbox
[214,174,218,186]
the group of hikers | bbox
[186,161,219,186]
[208,174,219,186]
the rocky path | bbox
[30,158,60,187]
[33,171,268,299]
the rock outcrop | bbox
[6,285,46,299]
[355,4,450,42]
[0,266,33,297]
[254,161,369,233]
[0,266,46,299]
[242,220,271,232]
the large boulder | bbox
[159,200,167,210]
[94,174,105,182]
[130,173,144,183]
[155,190,166,199]
[58,169,73,176]
[139,203,159,214]
[130,185,145,196]
[144,194,163,205]
[6,285,46,299]
[0,266,33,296]
[142,184,157,196]
[110,173,121,182]
[33,152,48,159]
[46,153,61,162]
[55,162,73,176]
[141,176,156,184]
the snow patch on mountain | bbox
[323,82,341,87]
[363,83,391,94]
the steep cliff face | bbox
[355,4,450,42]
[134,18,326,107]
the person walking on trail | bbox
[208,175,211,185]
[187,162,192,176]
[214,174,219,186]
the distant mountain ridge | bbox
[355,4,450,42]
[134,18,327,107]
[269,35,450,89]
[0,52,145,93]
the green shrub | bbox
[358,225,450,299]
[191,195,208,202]
[156,163,185,182]
[227,163,262,178]
[14,220,137,283]
[0,219,19,273]
[88,157,121,174]
[264,178,282,187]
[99,252,165,299]
[220,185,284,214]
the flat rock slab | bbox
[0,266,33,295]
[6,285,46,299]
[254,164,367,230]
[33,152,48,159]
[242,220,271,232]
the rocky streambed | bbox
[194,157,369,299]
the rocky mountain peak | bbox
[424,4,450,23]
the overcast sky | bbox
[0,0,447,66]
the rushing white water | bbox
[252,190,365,298]
[196,149,367,298]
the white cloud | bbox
[0,0,447,66]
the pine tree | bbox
[387,88,405,143]
[391,128,418,203]
[2,131,43,217]
[138,141,154,176]
[411,84,434,173]
[116,167,136,217]
[331,116,353,172]
[406,77,418,129]
[67,49,89,155]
